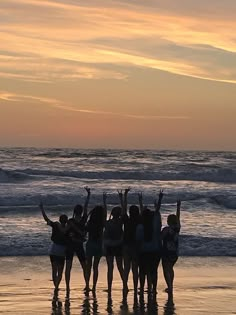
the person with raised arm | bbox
[103,192,126,296]
[152,189,164,295]
[39,202,68,292]
[118,188,140,295]
[65,186,91,295]
[86,192,107,293]
[162,200,181,296]
[136,190,163,297]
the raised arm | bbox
[117,189,124,213]
[176,200,181,224]
[138,192,144,214]
[103,192,108,223]
[154,189,164,213]
[83,186,91,216]
[123,187,131,214]
[39,201,52,225]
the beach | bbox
[0,148,235,314]
[0,256,236,314]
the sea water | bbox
[0,147,235,256]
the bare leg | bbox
[65,259,73,294]
[106,256,114,295]
[51,261,58,288]
[80,259,90,290]
[116,256,128,293]
[124,253,131,286]
[147,270,152,294]
[170,264,175,288]
[131,259,139,294]
[86,256,93,289]
[92,256,101,291]
[139,256,145,293]
[162,260,173,294]
[152,255,160,294]
[55,262,65,289]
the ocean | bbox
[0,147,235,257]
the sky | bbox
[0,0,236,150]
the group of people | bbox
[40,187,181,299]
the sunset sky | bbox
[0,0,236,150]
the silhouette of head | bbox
[167,214,178,226]
[142,208,153,241]
[73,204,83,218]
[59,214,68,225]
[129,205,139,220]
[111,206,122,219]
[90,205,104,222]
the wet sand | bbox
[0,256,236,314]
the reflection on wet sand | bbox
[50,288,177,315]
[163,296,176,315]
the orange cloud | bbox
[0,91,190,121]
[1,0,236,83]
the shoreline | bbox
[0,256,236,314]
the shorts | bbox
[66,242,86,263]
[86,240,103,257]
[123,244,139,260]
[49,243,66,256]
[50,255,65,266]
[105,245,123,257]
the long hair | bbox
[73,204,83,218]
[87,205,105,236]
[141,208,153,242]
[109,206,122,220]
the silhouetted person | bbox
[65,187,90,295]
[118,188,140,295]
[39,202,68,292]
[136,190,163,296]
[86,193,107,292]
[162,200,181,297]
[103,194,127,296]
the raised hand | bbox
[84,186,91,195]
[39,201,50,223]
[158,189,164,200]
[124,187,131,195]
[117,189,123,200]
[154,189,164,212]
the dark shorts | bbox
[123,244,139,260]
[50,255,65,266]
[66,243,86,263]
[106,245,123,257]
[86,240,103,257]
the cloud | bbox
[0,90,190,120]
[0,0,236,83]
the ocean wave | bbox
[0,167,235,184]
[0,168,33,183]
[0,234,235,257]
[180,235,236,256]
[0,191,235,210]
